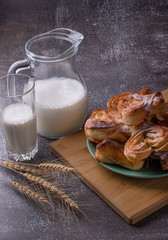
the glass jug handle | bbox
[8,59,30,75]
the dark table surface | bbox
[0,0,168,239]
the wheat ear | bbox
[22,173,79,211]
[0,175,50,205]
[37,163,75,173]
[11,181,50,205]
[0,160,43,175]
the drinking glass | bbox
[0,74,38,161]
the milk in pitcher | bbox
[35,77,88,138]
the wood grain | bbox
[50,129,168,225]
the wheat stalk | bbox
[37,163,75,173]
[0,160,43,175]
[11,181,50,205]
[0,175,50,206]
[22,173,79,211]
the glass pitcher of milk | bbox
[8,28,88,138]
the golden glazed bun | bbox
[95,139,145,170]
[84,109,131,143]
[107,90,167,126]
[124,121,168,162]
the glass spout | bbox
[25,28,84,62]
[48,28,84,47]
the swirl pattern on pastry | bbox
[84,109,131,143]
[107,90,167,126]
[95,139,145,170]
[124,121,168,162]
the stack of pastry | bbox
[84,89,168,171]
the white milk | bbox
[35,77,88,137]
[2,103,37,154]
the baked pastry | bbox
[124,121,168,162]
[85,89,168,171]
[107,90,167,126]
[151,104,168,127]
[84,109,131,143]
[95,139,145,170]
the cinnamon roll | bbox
[84,109,131,143]
[124,121,168,162]
[107,90,167,126]
[95,139,145,170]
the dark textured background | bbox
[0,0,168,239]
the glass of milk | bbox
[0,74,38,161]
[8,28,88,138]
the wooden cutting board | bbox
[50,89,168,225]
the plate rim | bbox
[87,139,168,179]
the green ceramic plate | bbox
[87,139,168,179]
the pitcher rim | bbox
[25,28,84,62]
